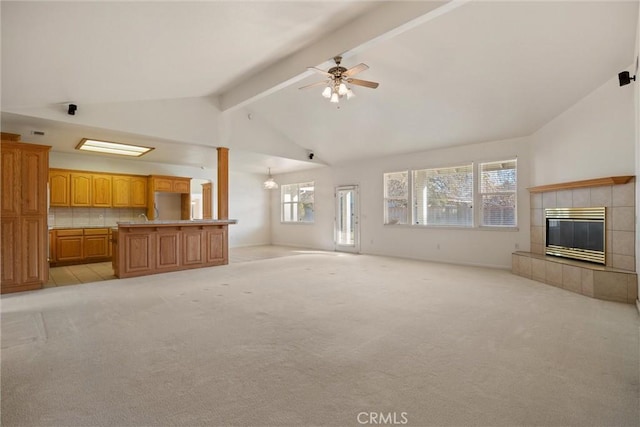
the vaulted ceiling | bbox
[1,1,638,173]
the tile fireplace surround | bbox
[512,176,637,304]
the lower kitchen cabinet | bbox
[84,229,110,260]
[156,229,180,271]
[50,228,112,266]
[121,231,154,276]
[54,229,84,263]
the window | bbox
[412,164,473,227]
[479,159,517,227]
[384,172,409,224]
[383,158,517,229]
[281,182,315,223]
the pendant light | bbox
[263,167,278,190]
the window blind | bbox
[479,159,517,226]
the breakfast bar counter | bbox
[113,219,237,279]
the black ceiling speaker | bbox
[618,71,636,87]
[68,104,77,115]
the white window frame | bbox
[383,171,409,225]
[478,159,517,228]
[383,158,518,230]
[281,181,315,223]
[412,164,474,227]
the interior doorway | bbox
[335,185,360,253]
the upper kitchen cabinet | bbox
[130,176,148,207]
[70,172,92,206]
[113,175,147,208]
[147,175,192,220]
[49,170,70,206]
[112,175,131,207]
[92,174,112,207]
[150,175,190,193]
[1,140,50,293]
[51,169,147,208]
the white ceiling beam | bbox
[218,0,468,111]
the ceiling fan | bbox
[299,56,379,103]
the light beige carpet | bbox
[1,247,638,426]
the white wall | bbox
[50,151,271,248]
[531,75,635,186]
[271,167,336,251]
[635,5,640,304]
[272,137,531,269]
[228,170,271,247]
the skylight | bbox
[76,138,154,157]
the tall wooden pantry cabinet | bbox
[1,138,51,293]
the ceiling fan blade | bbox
[347,78,379,89]
[298,80,329,90]
[343,63,369,77]
[307,67,333,77]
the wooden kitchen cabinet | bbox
[149,175,191,193]
[156,228,181,271]
[111,229,118,273]
[50,228,112,265]
[49,170,70,206]
[115,222,231,279]
[49,230,55,262]
[121,230,155,276]
[113,175,148,208]
[112,175,131,207]
[52,169,147,208]
[70,172,92,206]
[147,175,192,220]
[54,229,84,263]
[130,177,147,207]
[1,217,20,286]
[1,140,50,293]
[205,227,227,264]
[84,228,110,260]
[202,182,212,219]
[92,174,112,207]
[173,179,190,193]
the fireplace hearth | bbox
[545,207,605,264]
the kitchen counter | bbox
[49,225,118,230]
[113,219,236,278]
[117,219,237,227]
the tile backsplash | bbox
[49,207,147,228]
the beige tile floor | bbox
[46,262,116,287]
[46,246,305,287]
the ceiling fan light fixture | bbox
[302,56,377,104]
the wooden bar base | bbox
[114,220,237,279]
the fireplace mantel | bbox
[528,176,634,193]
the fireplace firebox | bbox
[545,207,605,264]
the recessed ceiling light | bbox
[76,138,154,157]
